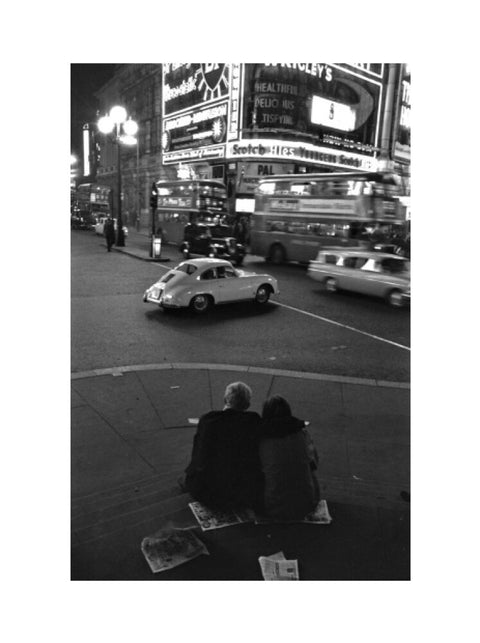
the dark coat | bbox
[259,416,319,521]
[185,409,262,510]
[104,219,116,243]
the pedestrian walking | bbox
[104,216,115,252]
[258,395,320,521]
[183,382,263,511]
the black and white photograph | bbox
[70,62,411,582]
[5,4,478,642]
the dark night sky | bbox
[71,64,116,158]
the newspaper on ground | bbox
[189,501,255,531]
[141,526,209,573]
[255,499,333,525]
[259,551,300,580]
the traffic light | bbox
[150,182,158,209]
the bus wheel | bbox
[387,289,404,307]
[190,294,212,314]
[269,244,286,264]
[325,277,338,293]
[255,285,271,304]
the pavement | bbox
[71,228,410,580]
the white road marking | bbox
[273,301,410,351]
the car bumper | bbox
[143,292,182,308]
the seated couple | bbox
[183,381,320,521]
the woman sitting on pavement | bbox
[258,395,320,521]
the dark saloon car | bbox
[179,223,246,266]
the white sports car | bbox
[143,258,279,313]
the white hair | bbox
[224,382,252,411]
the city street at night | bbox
[5,5,479,637]
[70,62,413,584]
[71,227,410,582]
[72,229,410,381]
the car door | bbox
[198,267,222,301]
[359,257,385,295]
[215,265,246,302]
[337,255,363,291]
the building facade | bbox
[88,63,410,230]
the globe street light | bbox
[97,106,138,247]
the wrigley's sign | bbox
[226,139,378,171]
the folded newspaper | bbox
[141,527,209,573]
[259,551,299,581]
[255,499,332,525]
[189,501,255,531]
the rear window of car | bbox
[160,273,176,284]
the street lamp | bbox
[97,106,138,247]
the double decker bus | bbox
[71,183,112,229]
[155,179,229,245]
[250,172,408,264]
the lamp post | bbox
[97,106,138,247]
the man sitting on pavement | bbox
[183,382,263,511]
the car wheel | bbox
[325,277,338,293]
[387,289,404,307]
[182,248,190,260]
[255,285,271,304]
[190,294,211,314]
[269,243,286,264]
[235,256,244,267]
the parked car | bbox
[95,216,128,237]
[143,258,279,314]
[71,214,95,230]
[307,248,410,307]
[179,223,246,266]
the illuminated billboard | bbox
[394,65,411,162]
[161,64,385,171]
[162,64,230,163]
[241,64,384,157]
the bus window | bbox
[258,182,275,195]
[290,183,312,196]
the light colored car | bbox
[143,258,279,313]
[94,216,128,237]
[307,248,410,307]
